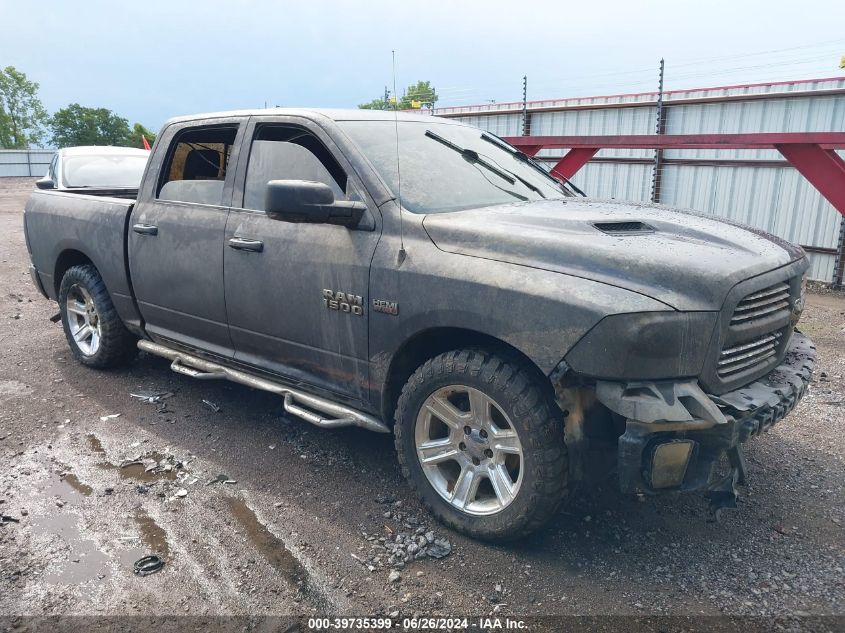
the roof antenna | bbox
[392,50,407,266]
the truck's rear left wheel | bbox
[395,349,569,541]
[59,264,137,368]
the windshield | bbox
[61,153,148,188]
[339,121,572,213]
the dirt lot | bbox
[0,177,843,628]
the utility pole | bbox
[521,75,529,136]
[650,58,666,203]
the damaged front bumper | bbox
[595,331,815,499]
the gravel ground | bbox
[0,177,842,628]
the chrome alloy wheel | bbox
[64,284,101,356]
[415,385,524,516]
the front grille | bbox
[730,283,790,325]
[717,331,783,378]
[702,270,800,394]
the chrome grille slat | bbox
[734,296,789,313]
[717,330,782,378]
[731,300,791,323]
[741,283,788,302]
[718,349,778,376]
[730,283,790,325]
[719,334,778,361]
[719,344,777,369]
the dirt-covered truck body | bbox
[23,109,815,540]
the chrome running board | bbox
[137,340,390,434]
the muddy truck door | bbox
[223,115,380,404]
[128,118,247,357]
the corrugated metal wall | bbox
[437,78,845,282]
[0,149,54,177]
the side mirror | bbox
[265,180,365,228]
[35,177,55,190]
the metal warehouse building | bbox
[0,149,53,178]
[433,77,845,283]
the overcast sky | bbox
[2,0,843,130]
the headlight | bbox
[564,312,718,380]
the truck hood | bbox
[422,199,805,311]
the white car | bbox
[36,146,150,194]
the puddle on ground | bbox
[224,497,308,591]
[86,434,105,454]
[88,435,176,483]
[136,508,170,557]
[27,453,175,586]
[96,451,177,482]
[60,473,93,497]
[116,508,171,570]
[118,461,177,483]
[33,472,111,586]
[42,471,91,501]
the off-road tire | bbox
[59,264,137,368]
[394,349,569,541]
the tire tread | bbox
[394,348,569,542]
[59,264,136,369]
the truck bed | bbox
[24,189,142,332]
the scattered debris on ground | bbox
[353,499,454,572]
[133,555,164,576]
[130,391,173,404]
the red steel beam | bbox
[503,133,845,217]
[504,132,845,151]
[776,144,845,218]
[549,148,600,180]
[519,145,543,158]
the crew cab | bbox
[23,109,815,540]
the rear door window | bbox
[158,126,238,206]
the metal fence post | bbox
[834,216,845,288]
[651,59,666,203]
[522,75,530,136]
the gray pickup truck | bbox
[23,109,815,540]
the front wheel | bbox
[58,264,137,368]
[394,349,569,541]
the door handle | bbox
[228,237,264,252]
[132,223,158,236]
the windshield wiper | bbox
[475,148,547,198]
[425,130,515,185]
[481,132,587,197]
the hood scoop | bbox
[593,220,654,235]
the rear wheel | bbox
[59,265,136,368]
[394,349,569,541]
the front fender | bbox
[369,235,671,407]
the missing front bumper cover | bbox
[596,331,815,495]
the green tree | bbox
[358,96,388,110]
[0,66,48,148]
[399,80,437,110]
[49,104,131,147]
[126,122,157,149]
[358,80,438,110]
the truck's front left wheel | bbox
[394,349,569,541]
[59,264,136,368]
